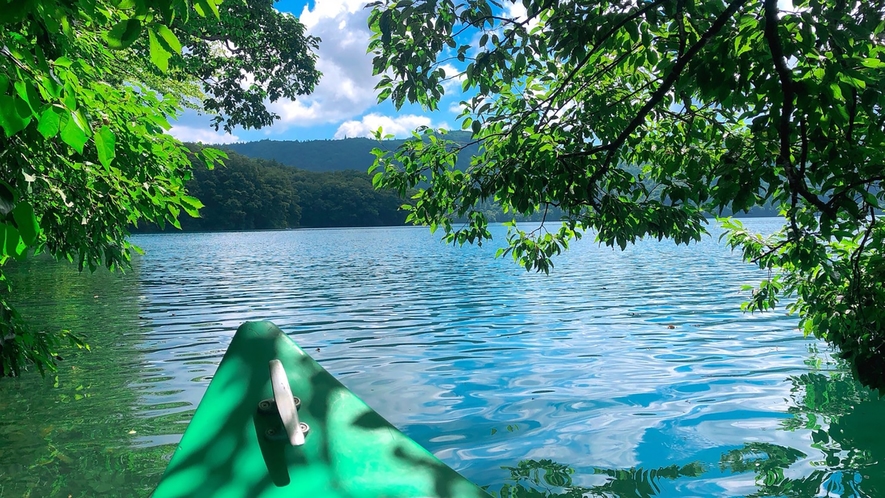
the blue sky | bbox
[169,0,795,145]
[169,0,467,144]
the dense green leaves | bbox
[106,19,143,49]
[0,0,209,375]
[0,0,318,376]
[167,0,321,132]
[369,0,885,390]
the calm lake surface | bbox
[1,219,882,497]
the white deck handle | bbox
[269,360,305,446]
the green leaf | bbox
[37,107,61,138]
[860,57,885,69]
[148,28,172,72]
[0,223,25,259]
[194,0,220,18]
[626,21,640,42]
[13,80,39,114]
[12,202,39,246]
[380,10,392,45]
[829,82,844,101]
[105,19,143,49]
[0,95,32,137]
[94,126,116,168]
[0,223,9,257]
[154,24,182,53]
[60,111,88,153]
[180,195,203,218]
[180,195,204,210]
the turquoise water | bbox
[1,219,882,497]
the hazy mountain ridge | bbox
[222,130,479,173]
[152,133,777,234]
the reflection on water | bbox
[0,260,177,496]
[0,220,882,497]
[487,351,883,498]
[491,458,706,497]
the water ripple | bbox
[3,220,865,497]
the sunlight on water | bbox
[1,219,883,497]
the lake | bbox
[1,219,882,497]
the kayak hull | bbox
[152,321,488,498]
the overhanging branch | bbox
[763,0,835,218]
[562,0,751,197]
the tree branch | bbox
[562,0,750,208]
[762,0,834,218]
[827,174,885,208]
[751,239,790,264]
[565,0,749,162]
[533,0,670,123]
[799,116,808,176]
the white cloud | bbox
[169,125,240,144]
[266,0,379,131]
[439,63,465,93]
[448,101,468,115]
[334,113,450,139]
[505,2,541,32]
[171,1,470,140]
[298,0,367,29]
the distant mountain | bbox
[222,130,479,173]
[207,133,780,232]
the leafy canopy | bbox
[0,0,318,376]
[368,0,885,390]
[168,0,321,132]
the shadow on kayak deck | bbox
[152,321,490,498]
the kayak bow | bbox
[153,321,489,498]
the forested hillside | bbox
[136,149,409,232]
[224,130,478,172]
[136,133,779,234]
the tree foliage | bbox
[368,0,885,390]
[294,169,412,227]
[179,149,303,231]
[0,0,318,376]
[169,0,321,132]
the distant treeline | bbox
[135,135,779,234]
[135,148,409,232]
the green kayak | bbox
[153,321,489,498]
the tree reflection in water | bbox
[732,364,882,498]
[487,355,883,498]
[489,459,705,498]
